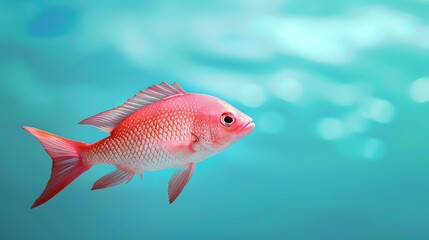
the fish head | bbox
[192,94,255,152]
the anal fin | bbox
[168,162,195,204]
[92,168,134,190]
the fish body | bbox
[24,82,255,208]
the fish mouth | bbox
[240,120,255,135]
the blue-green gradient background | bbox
[1,1,428,239]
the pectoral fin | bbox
[92,168,134,190]
[157,138,197,160]
[168,163,195,203]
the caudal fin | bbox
[23,126,91,208]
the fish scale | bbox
[84,97,199,172]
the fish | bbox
[23,82,255,208]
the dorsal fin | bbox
[80,82,186,132]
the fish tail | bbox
[23,126,91,208]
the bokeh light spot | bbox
[315,118,346,140]
[410,77,429,103]
[359,97,395,123]
[238,83,266,108]
[271,76,304,102]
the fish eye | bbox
[221,114,235,126]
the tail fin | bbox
[23,126,91,208]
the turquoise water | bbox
[1,1,429,239]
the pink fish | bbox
[23,82,255,208]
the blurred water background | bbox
[1,0,429,239]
